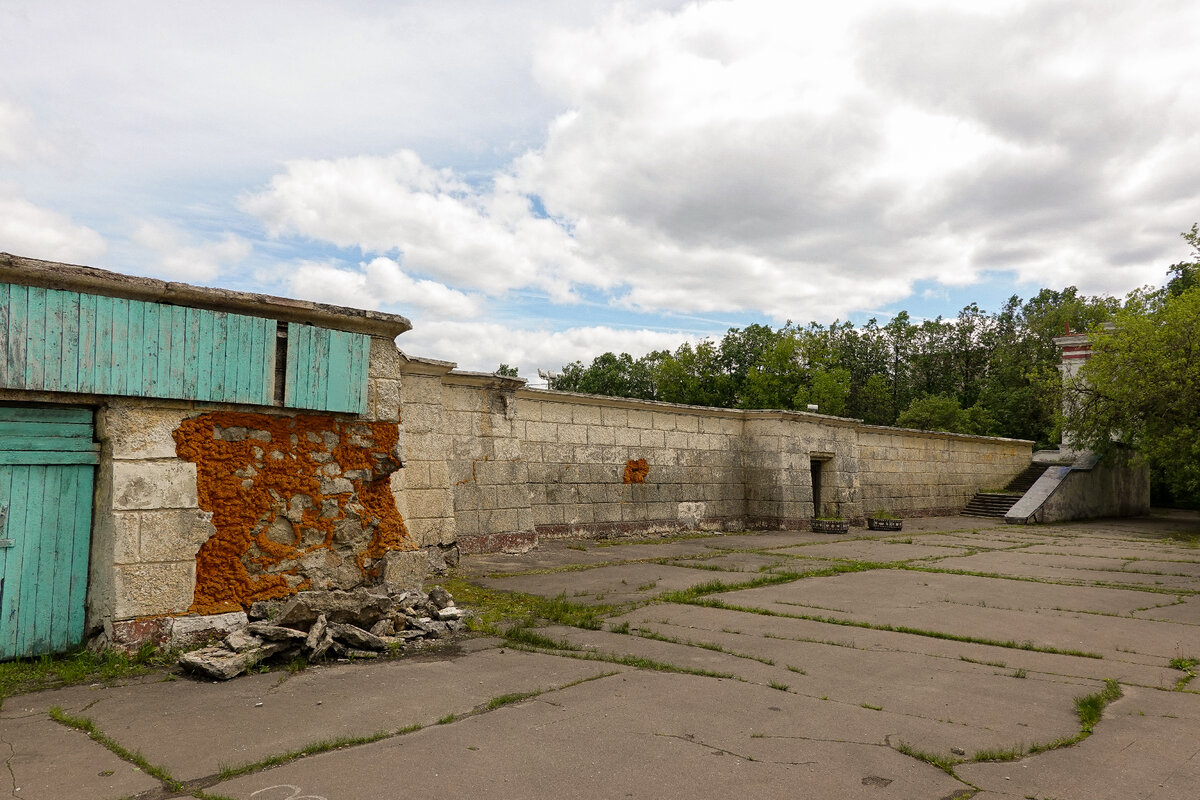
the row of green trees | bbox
[513,225,1200,503]
[545,289,1117,447]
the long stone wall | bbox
[858,426,1033,518]
[397,356,1033,554]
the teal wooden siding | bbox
[0,405,97,659]
[1,282,276,406]
[284,323,370,414]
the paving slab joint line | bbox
[201,668,621,788]
[47,706,186,796]
[2,736,16,798]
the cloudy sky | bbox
[2,1,1198,381]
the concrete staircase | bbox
[961,463,1052,519]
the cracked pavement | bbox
[2,511,1199,799]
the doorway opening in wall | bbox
[810,454,834,518]
[810,458,824,517]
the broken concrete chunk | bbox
[225,630,264,653]
[369,618,395,637]
[427,586,454,610]
[435,605,466,621]
[328,622,388,651]
[309,628,336,660]
[246,621,309,642]
[305,614,328,652]
[180,646,253,680]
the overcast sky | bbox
[2,1,1198,381]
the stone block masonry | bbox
[397,355,1033,553]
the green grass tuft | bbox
[50,707,183,792]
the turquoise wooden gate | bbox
[0,405,97,659]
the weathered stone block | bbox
[112,511,140,564]
[540,403,573,424]
[168,612,248,649]
[381,549,427,591]
[138,509,216,562]
[651,414,677,431]
[102,405,189,460]
[114,561,195,618]
[571,405,603,425]
[112,460,198,510]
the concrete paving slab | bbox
[615,602,1182,688]
[663,551,838,574]
[476,561,750,605]
[0,710,161,800]
[210,671,970,800]
[12,512,1200,800]
[714,570,1198,661]
[930,549,1200,590]
[959,686,1200,800]
[50,644,616,781]
[549,620,1089,757]
[775,539,973,563]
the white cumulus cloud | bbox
[284,257,481,319]
[131,220,251,282]
[0,188,106,263]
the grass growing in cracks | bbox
[684,596,1103,659]
[895,679,1124,777]
[49,707,185,793]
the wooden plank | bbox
[42,289,63,392]
[262,320,278,404]
[76,291,97,393]
[29,465,64,655]
[0,451,100,466]
[323,329,350,411]
[183,306,200,398]
[244,318,264,404]
[24,286,45,391]
[0,406,92,424]
[225,313,243,402]
[111,297,130,395]
[14,464,46,657]
[151,302,171,397]
[58,290,81,393]
[141,301,160,396]
[235,314,256,403]
[168,305,187,395]
[125,298,146,395]
[0,465,13,659]
[0,421,93,439]
[0,282,8,388]
[0,465,27,659]
[64,463,93,650]
[0,437,100,452]
[5,285,27,390]
[93,294,113,395]
[197,308,216,401]
[283,323,299,407]
[213,311,231,402]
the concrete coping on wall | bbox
[444,370,527,390]
[857,423,1035,447]
[397,351,459,376]
[1,252,413,337]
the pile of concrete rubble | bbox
[179,585,469,680]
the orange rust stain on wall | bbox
[174,411,414,614]
[623,458,650,484]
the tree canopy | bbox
[550,289,1117,446]
[1064,226,1200,502]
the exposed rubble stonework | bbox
[178,586,469,680]
[174,411,415,614]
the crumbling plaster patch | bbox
[174,411,414,614]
